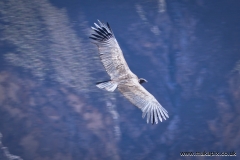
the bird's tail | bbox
[96,80,118,92]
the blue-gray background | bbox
[0,0,239,160]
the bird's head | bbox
[139,78,148,84]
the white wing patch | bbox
[118,82,169,124]
[90,20,134,80]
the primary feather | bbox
[90,20,169,124]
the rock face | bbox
[0,71,119,160]
[0,0,240,160]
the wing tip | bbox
[90,20,114,43]
[142,103,169,125]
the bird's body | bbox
[90,20,169,124]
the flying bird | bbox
[90,20,169,124]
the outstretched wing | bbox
[118,80,169,124]
[90,20,134,80]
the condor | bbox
[90,20,169,124]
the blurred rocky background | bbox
[0,0,239,159]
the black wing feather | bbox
[92,34,105,39]
[90,21,113,42]
[107,22,113,32]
